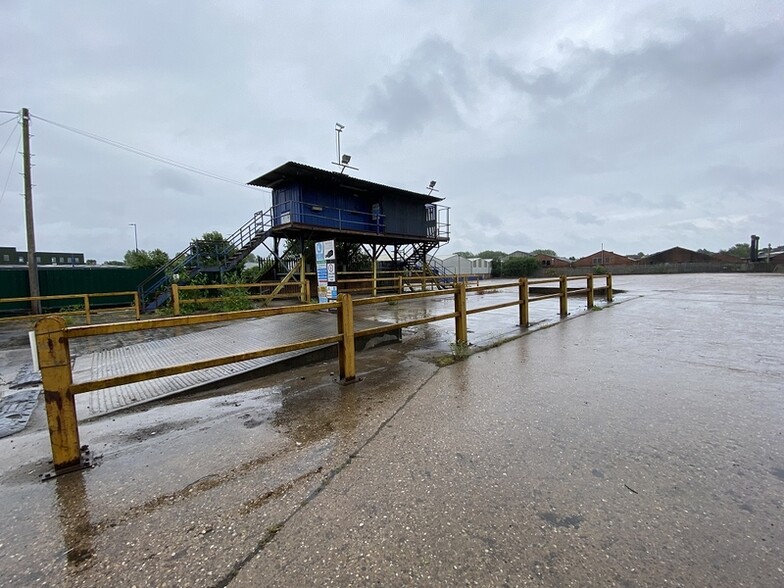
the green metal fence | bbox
[0,267,154,314]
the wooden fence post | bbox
[133,291,141,320]
[35,316,82,470]
[606,274,613,302]
[83,295,91,325]
[337,293,356,382]
[519,277,529,327]
[454,282,468,344]
[559,275,568,317]
[172,284,181,316]
[587,274,595,308]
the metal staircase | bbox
[138,208,275,311]
[397,242,455,290]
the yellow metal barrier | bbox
[1,291,141,324]
[35,274,611,472]
[171,280,309,315]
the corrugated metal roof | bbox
[248,161,443,203]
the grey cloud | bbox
[574,212,604,226]
[149,168,204,196]
[546,208,568,220]
[490,18,784,104]
[362,36,475,135]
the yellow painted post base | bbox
[337,293,356,382]
[35,316,82,471]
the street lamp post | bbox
[129,223,138,252]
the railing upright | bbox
[454,282,468,344]
[519,277,529,327]
[35,316,82,471]
[172,284,181,315]
[337,293,356,382]
[559,275,568,317]
[606,274,613,302]
[587,274,595,308]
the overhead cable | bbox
[0,123,17,157]
[0,134,21,207]
[31,114,266,191]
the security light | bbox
[427,180,439,195]
[341,154,352,165]
[429,180,437,189]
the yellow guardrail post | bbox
[606,274,613,302]
[519,277,529,327]
[337,293,356,382]
[300,255,307,303]
[134,291,141,320]
[587,274,595,308]
[559,275,568,317]
[172,283,181,316]
[35,316,82,470]
[454,282,468,344]
[83,294,91,325]
[398,275,403,294]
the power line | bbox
[0,114,19,127]
[0,123,17,157]
[31,114,266,191]
[0,134,21,207]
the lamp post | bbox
[129,223,138,252]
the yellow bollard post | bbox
[398,275,403,295]
[519,277,529,327]
[300,255,307,303]
[337,293,356,382]
[35,316,82,470]
[454,282,468,345]
[587,274,595,309]
[83,295,91,325]
[606,274,613,302]
[559,275,568,317]
[133,291,141,320]
[172,284,181,316]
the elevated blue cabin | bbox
[248,162,448,244]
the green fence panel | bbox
[0,267,155,314]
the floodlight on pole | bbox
[129,223,138,252]
[331,123,358,173]
[427,180,439,195]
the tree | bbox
[191,230,235,266]
[477,250,507,259]
[124,248,171,269]
[490,257,502,278]
[721,243,750,258]
[500,256,539,277]
[284,239,371,272]
[530,249,557,257]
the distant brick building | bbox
[574,250,635,267]
[710,252,743,264]
[641,247,714,265]
[534,253,571,268]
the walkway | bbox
[73,311,386,418]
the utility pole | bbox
[22,108,41,314]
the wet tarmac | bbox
[0,274,782,586]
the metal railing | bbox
[34,274,612,473]
[171,280,309,315]
[0,291,141,324]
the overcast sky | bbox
[1,1,782,262]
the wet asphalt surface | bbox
[0,274,782,586]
